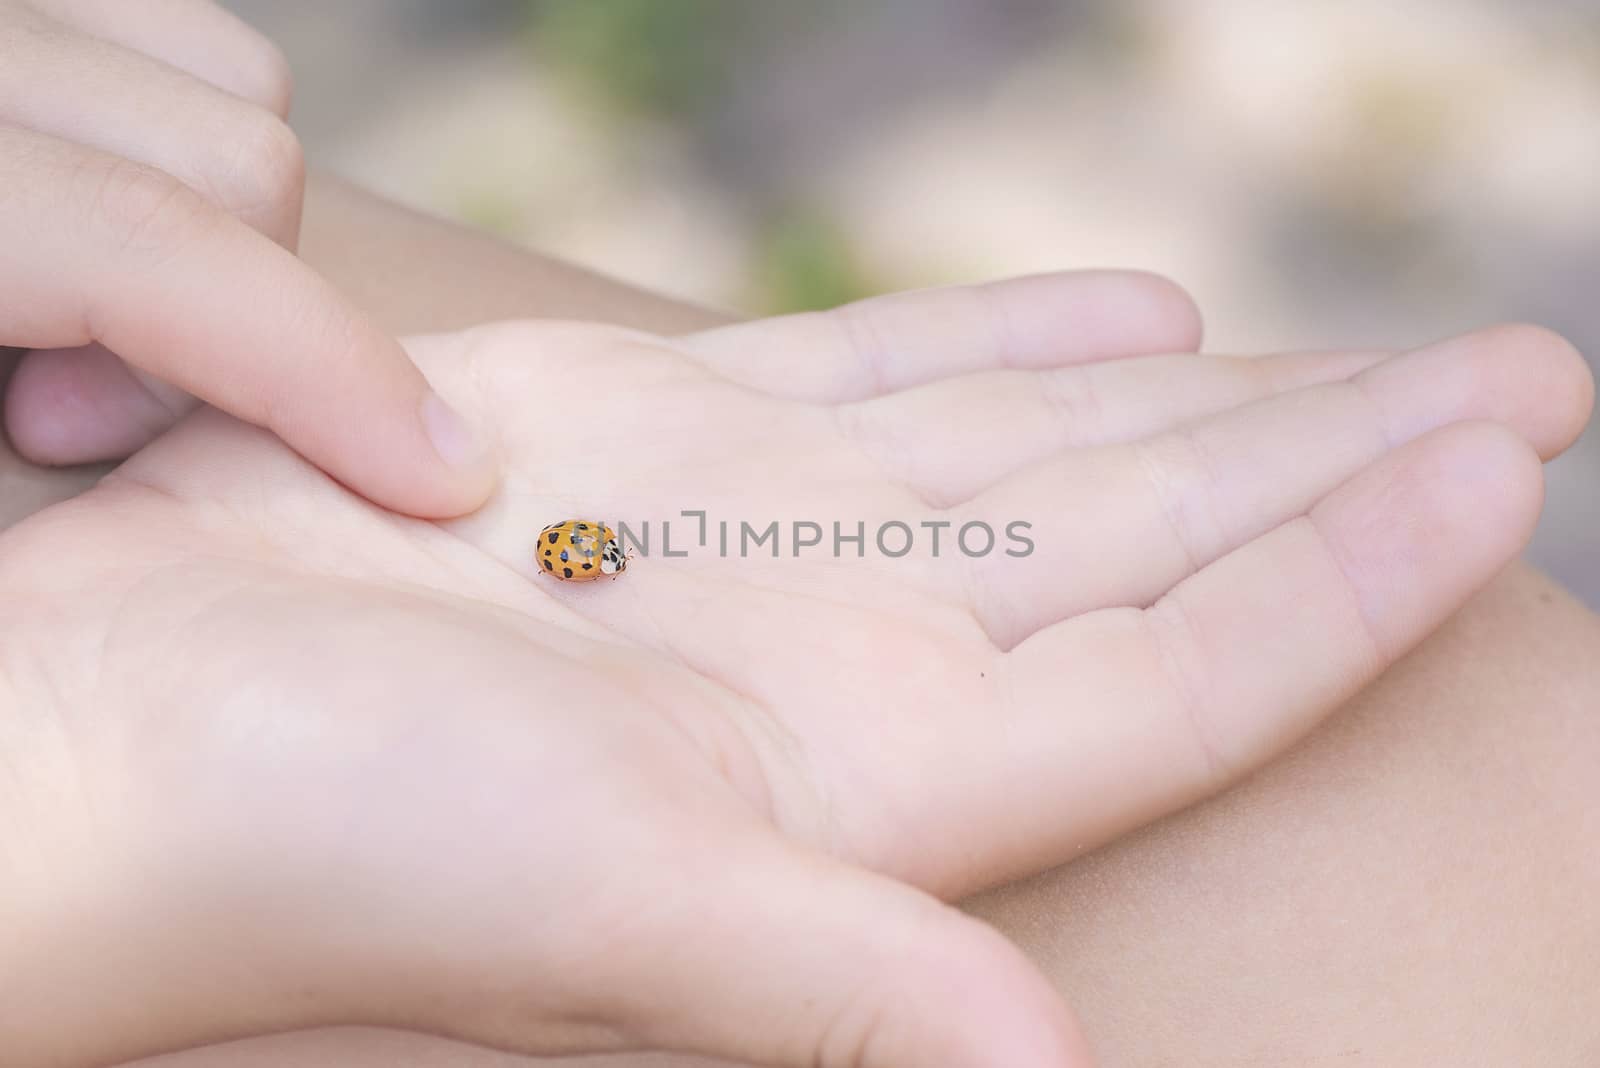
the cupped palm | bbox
[0,274,1587,1068]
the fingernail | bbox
[421,391,491,470]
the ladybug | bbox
[537,520,628,581]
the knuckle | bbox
[209,111,306,229]
[194,3,296,114]
[83,158,210,260]
[242,36,296,116]
[1145,592,1232,785]
[1133,429,1221,574]
[1038,365,1107,445]
[832,301,894,398]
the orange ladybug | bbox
[538,520,627,581]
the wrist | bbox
[300,171,733,336]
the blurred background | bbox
[226,0,1599,602]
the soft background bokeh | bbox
[226,0,1599,602]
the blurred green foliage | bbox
[522,1,882,313]
[750,209,876,313]
[455,187,526,237]
[523,0,750,119]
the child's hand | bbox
[0,0,497,516]
[1,272,1588,1067]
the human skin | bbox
[0,173,724,534]
[0,0,496,517]
[89,181,1592,1068]
[2,245,1590,1065]
[118,564,1600,1068]
[2,171,1592,1066]
[299,174,731,337]
[6,6,1593,1061]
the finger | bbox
[992,421,1542,883]
[836,347,1389,506]
[965,324,1592,648]
[4,343,189,461]
[23,0,293,114]
[680,270,1203,402]
[601,838,1094,1068]
[0,3,302,243]
[0,125,497,517]
[0,346,106,530]
[2,2,304,462]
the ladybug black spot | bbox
[544,549,552,557]
[576,523,588,530]
[563,567,573,578]
[582,563,593,571]
[542,559,553,571]
[560,549,570,562]
[547,532,559,544]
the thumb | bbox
[612,837,1095,1068]
[0,126,498,518]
